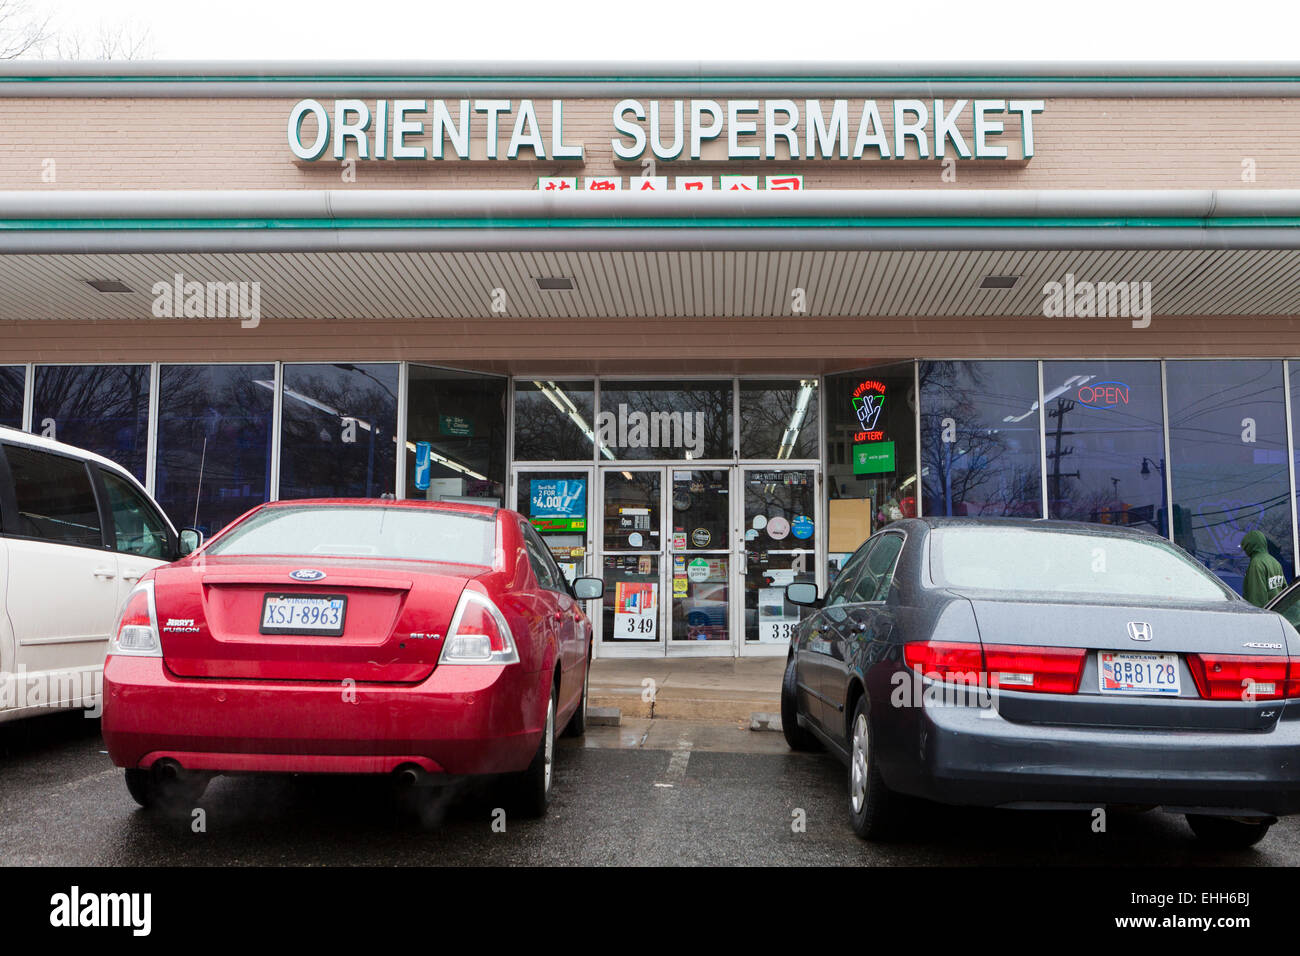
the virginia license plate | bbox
[1098,651,1181,696]
[260,593,347,636]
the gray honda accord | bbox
[782,517,1300,848]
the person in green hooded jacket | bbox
[1242,529,1287,607]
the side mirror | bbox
[785,582,821,607]
[572,576,605,601]
[178,527,204,558]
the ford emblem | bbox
[290,569,326,582]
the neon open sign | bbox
[1077,381,1131,410]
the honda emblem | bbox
[1127,621,1153,642]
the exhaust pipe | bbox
[395,765,429,788]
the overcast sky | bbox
[35,0,1300,61]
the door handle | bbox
[122,570,144,582]
[92,568,117,579]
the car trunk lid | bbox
[155,556,480,682]
[956,592,1288,731]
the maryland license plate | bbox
[1098,651,1181,696]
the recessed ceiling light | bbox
[86,279,133,293]
[979,275,1019,289]
[535,276,575,291]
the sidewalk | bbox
[587,657,785,722]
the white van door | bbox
[1,443,120,711]
[95,465,174,605]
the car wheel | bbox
[562,656,589,738]
[510,683,557,818]
[124,766,209,810]
[847,697,900,840]
[781,657,821,752]
[1186,814,1273,849]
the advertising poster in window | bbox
[614,581,658,640]
[529,478,587,532]
[758,569,799,643]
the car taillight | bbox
[983,645,1087,694]
[904,641,1086,694]
[109,580,161,658]
[438,589,519,665]
[1187,653,1296,701]
[903,641,983,683]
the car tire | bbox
[1185,814,1272,849]
[781,656,821,752]
[847,696,901,841]
[124,766,209,810]
[562,656,589,739]
[509,683,558,819]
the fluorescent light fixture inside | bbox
[86,279,133,293]
[979,275,1019,289]
[535,276,575,291]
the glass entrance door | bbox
[513,466,593,583]
[668,468,733,656]
[599,469,665,654]
[740,467,820,655]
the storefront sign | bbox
[438,415,473,437]
[288,98,1043,163]
[851,379,887,441]
[854,441,897,475]
[1076,381,1132,410]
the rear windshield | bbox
[929,527,1232,602]
[206,505,496,566]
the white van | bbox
[0,428,196,722]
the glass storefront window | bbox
[513,380,597,461]
[825,364,918,536]
[1168,360,1294,594]
[405,365,506,505]
[517,469,590,582]
[602,469,662,643]
[279,363,398,500]
[155,364,274,536]
[0,366,23,427]
[920,361,1043,517]
[738,379,820,460]
[596,380,732,461]
[1042,361,1165,533]
[33,364,150,480]
[743,467,817,643]
[670,469,730,642]
[603,469,661,553]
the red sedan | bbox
[102,499,604,818]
